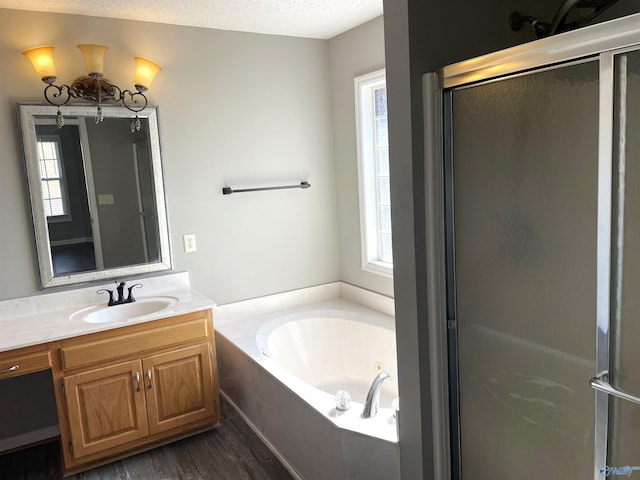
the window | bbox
[36,135,69,220]
[355,69,392,277]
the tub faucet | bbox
[362,372,391,418]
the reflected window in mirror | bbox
[37,126,95,275]
[37,135,69,219]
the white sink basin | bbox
[69,296,179,324]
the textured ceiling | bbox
[0,0,383,39]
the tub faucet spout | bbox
[362,372,391,418]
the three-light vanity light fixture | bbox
[23,44,161,131]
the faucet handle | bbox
[97,288,115,306]
[127,283,143,302]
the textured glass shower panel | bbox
[451,61,599,479]
[608,48,640,469]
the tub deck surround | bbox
[218,298,398,442]
[0,272,215,352]
[215,282,400,480]
[215,281,394,349]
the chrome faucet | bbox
[97,281,143,306]
[362,372,391,418]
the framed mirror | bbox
[18,103,172,288]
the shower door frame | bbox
[423,12,640,480]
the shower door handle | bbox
[590,371,640,405]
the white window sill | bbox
[363,260,393,278]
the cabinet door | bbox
[143,343,216,435]
[64,359,149,459]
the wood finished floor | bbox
[0,398,294,480]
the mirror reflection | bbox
[18,104,171,288]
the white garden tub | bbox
[215,282,400,480]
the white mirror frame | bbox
[18,103,172,288]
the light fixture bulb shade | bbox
[23,46,57,80]
[76,44,108,75]
[134,57,162,91]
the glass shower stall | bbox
[424,13,640,480]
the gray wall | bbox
[383,1,639,478]
[328,16,393,298]
[0,8,339,304]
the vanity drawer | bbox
[0,346,50,379]
[60,311,211,371]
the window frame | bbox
[36,134,71,223]
[354,68,393,278]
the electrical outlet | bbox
[183,233,197,253]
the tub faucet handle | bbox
[335,390,352,411]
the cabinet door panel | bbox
[144,344,215,435]
[64,359,149,459]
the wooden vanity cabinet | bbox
[63,359,149,459]
[143,343,217,435]
[0,344,50,380]
[51,309,220,475]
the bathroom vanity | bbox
[0,273,220,476]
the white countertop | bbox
[0,272,215,353]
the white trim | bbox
[132,143,150,263]
[363,259,393,278]
[76,117,105,270]
[49,236,94,247]
[355,68,393,278]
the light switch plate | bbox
[98,194,115,205]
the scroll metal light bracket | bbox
[222,181,311,195]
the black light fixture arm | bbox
[42,80,148,113]
[509,12,552,37]
[510,0,618,38]
[43,83,74,109]
[112,85,149,113]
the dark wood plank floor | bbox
[0,397,294,480]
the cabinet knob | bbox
[0,365,19,374]
[146,369,153,390]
